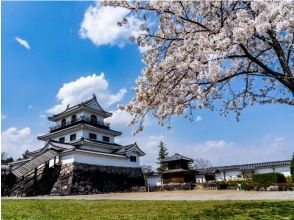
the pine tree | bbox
[291,153,294,182]
[157,141,168,173]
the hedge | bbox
[252,173,286,187]
[217,179,253,190]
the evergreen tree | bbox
[291,153,294,182]
[157,141,168,173]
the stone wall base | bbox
[50,162,145,195]
[149,183,194,192]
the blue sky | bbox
[2,2,293,167]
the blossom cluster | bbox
[103,0,294,132]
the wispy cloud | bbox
[27,105,33,110]
[1,114,7,120]
[15,36,30,50]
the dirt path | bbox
[3,190,294,201]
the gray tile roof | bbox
[48,95,112,120]
[161,153,193,162]
[114,143,145,156]
[12,150,59,178]
[163,168,192,173]
[24,140,74,158]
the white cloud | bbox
[15,37,30,50]
[196,115,202,122]
[80,3,144,47]
[27,105,33,110]
[106,108,132,127]
[1,127,41,159]
[47,73,127,114]
[1,114,7,120]
[189,136,291,166]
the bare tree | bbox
[194,158,212,169]
[1,152,14,164]
[1,152,8,161]
[141,165,153,174]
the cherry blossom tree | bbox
[104,1,294,132]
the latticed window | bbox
[90,115,97,124]
[70,134,76,141]
[71,115,77,123]
[103,136,110,142]
[59,137,65,143]
[130,156,137,162]
[61,119,66,127]
[89,133,97,140]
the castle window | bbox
[70,134,76,141]
[61,119,66,127]
[89,133,97,140]
[130,156,137,162]
[103,136,110,142]
[59,137,65,143]
[71,115,77,123]
[90,115,97,124]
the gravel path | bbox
[3,190,294,201]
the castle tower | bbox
[11,94,146,195]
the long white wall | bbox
[197,165,291,182]
[60,151,141,168]
[255,166,290,176]
[215,170,243,181]
[146,176,162,187]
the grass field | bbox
[2,200,294,220]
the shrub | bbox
[218,181,228,190]
[252,173,286,187]
[286,176,293,184]
[291,154,294,182]
[217,179,253,190]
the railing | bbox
[9,162,61,196]
[49,116,110,131]
[9,163,46,196]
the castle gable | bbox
[84,98,104,112]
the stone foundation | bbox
[50,163,74,195]
[50,162,145,195]
[149,183,194,192]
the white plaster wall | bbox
[146,176,162,186]
[196,175,206,183]
[255,167,275,174]
[79,144,113,153]
[224,171,243,180]
[53,130,83,142]
[48,156,60,167]
[60,151,141,168]
[83,129,114,143]
[274,166,291,176]
[60,154,75,164]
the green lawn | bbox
[2,200,294,220]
